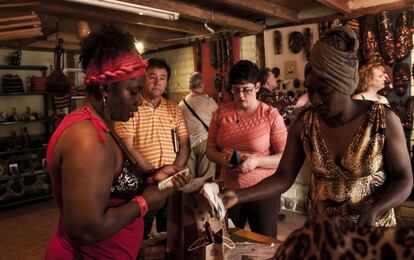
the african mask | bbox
[395,10,413,61]
[393,62,410,96]
[377,11,395,65]
[403,97,414,131]
[288,31,304,54]
[362,26,381,64]
[303,28,313,61]
[274,30,282,55]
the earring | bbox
[102,95,110,119]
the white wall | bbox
[240,35,258,64]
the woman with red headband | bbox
[44,25,190,259]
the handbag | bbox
[182,98,209,131]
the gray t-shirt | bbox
[178,93,218,148]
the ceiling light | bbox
[134,41,145,53]
[65,0,179,20]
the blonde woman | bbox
[353,63,389,104]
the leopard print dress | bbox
[273,215,413,259]
[302,103,396,227]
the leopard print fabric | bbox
[302,103,396,227]
[273,216,414,260]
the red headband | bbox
[84,50,147,85]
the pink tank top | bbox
[44,107,144,260]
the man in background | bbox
[115,58,190,238]
[178,72,218,189]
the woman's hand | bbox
[221,190,239,209]
[153,164,178,182]
[234,154,259,174]
[171,169,192,189]
[141,185,170,212]
[357,207,379,227]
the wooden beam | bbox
[317,0,351,14]
[299,0,411,25]
[215,0,299,22]
[349,0,411,17]
[38,14,188,42]
[119,0,264,33]
[33,2,207,35]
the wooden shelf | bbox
[0,119,49,126]
[0,65,48,71]
[0,169,48,181]
[0,193,53,210]
[0,92,48,96]
[0,147,47,156]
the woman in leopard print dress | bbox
[223,26,412,229]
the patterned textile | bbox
[207,102,287,190]
[257,87,297,118]
[273,215,414,260]
[301,103,396,227]
[30,76,47,92]
[2,74,24,93]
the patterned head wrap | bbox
[84,50,147,85]
[310,26,359,95]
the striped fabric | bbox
[115,94,188,168]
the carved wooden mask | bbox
[395,10,413,61]
[377,11,395,65]
[393,62,410,96]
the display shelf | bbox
[0,119,49,126]
[0,92,48,96]
[0,193,53,210]
[0,65,48,71]
[0,169,48,181]
[0,147,46,156]
[0,64,51,208]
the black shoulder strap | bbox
[182,97,209,131]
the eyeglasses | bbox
[230,84,255,94]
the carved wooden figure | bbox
[377,11,395,65]
[395,10,413,61]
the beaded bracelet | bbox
[132,196,148,217]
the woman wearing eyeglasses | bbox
[206,60,287,238]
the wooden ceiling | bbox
[0,0,411,53]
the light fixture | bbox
[134,40,145,53]
[65,0,179,20]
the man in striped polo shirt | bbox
[115,58,190,238]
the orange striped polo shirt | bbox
[115,94,188,168]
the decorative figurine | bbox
[273,30,282,55]
[0,112,5,122]
[8,50,22,66]
[23,106,32,121]
[303,28,313,61]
